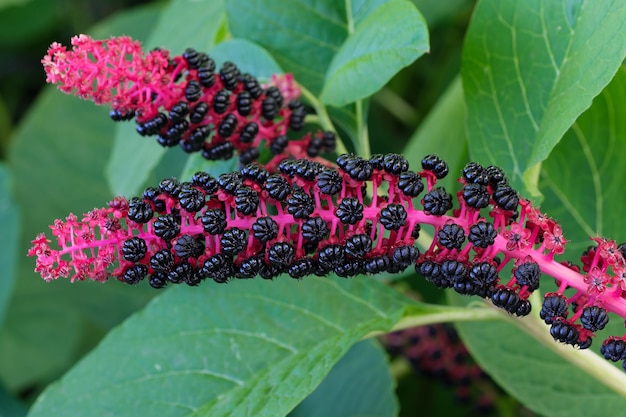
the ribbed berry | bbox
[178,185,205,212]
[539,293,569,324]
[550,319,579,345]
[201,254,233,283]
[513,261,541,291]
[601,337,626,362]
[302,217,328,243]
[174,234,205,259]
[153,214,180,240]
[462,183,490,209]
[150,249,174,272]
[128,198,154,223]
[335,198,364,225]
[122,237,147,262]
[219,61,240,90]
[468,262,498,287]
[493,184,519,211]
[398,171,424,197]
[265,174,291,201]
[268,242,295,266]
[318,244,345,270]
[123,264,148,285]
[345,234,373,258]
[468,221,496,248]
[382,153,409,175]
[580,306,609,332]
[380,204,407,230]
[220,228,247,255]
[438,223,465,250]
[235,187,260,216]
[422,188,453,216]
[251,217,278,242]
[491,287,521,314]
[287,189,315,219]
[317,169,343,195]
[288,258,315,279]
[421,154,449,179]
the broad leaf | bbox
[0,163,20,328]
[3,5,161,390]
[452,67,626,417]
[320,0,428,106]
[289,339,398,417]
[28,278,429,417]
[107,0,226,197]
[462,0,626,199]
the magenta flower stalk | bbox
[27,153,626,369]
[42,35,312,163]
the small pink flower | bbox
[584,267,609,294]
[502,222,531,251]
[544,224,567,254]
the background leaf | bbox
[452,66,626,417]
[28,278,429,417]
[0,163,19,328]
[289,339,398,417]
[106,0,226,197]
[2,4,162,391]
[320,0,428,106]
[462,0,626,199]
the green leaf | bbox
[3,5,162,391]
[320,0,429,106]
[540,66,626,247]
[0,163,20,328]
[452,296,626,417]
[450,67,626,417]
[28,278,428,417]
[107,0,226,197]
[0,382,27,417]
[462,0,626,199]
[289,339,398,417]
[402,75,467,193]
[209,39,284,81]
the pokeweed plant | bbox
[3,0,626,416]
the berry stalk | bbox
[28,153,626,369]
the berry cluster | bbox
[385,324,493,413]
[42,35,310,163]
[28,152,626,370]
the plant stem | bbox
[298,84,348,155]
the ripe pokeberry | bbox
[437,223,465,250]
[185,80,202,102]
[491,287,521,314]
[539,293,569,324]
[341,155,373,181]
[293,159,322,181]
[334,259,364,277]
[513,261,541,291]
[268,242,296,266]
[197,64,216,87]
[218,114,237,138]
[236,91,253,116]
[183,47,200,68]
[580,306,609,332]
[169,101,189,121]
[168,261,194,284]
[440,259,467,283]
[218,172,242,194]
[235,187,260,216]
[153,214,181,240]
[485,165,507,187]
[237,256,265,278]
[288,258,315,279]
[335,198,364,225]
[174,234,205,259]
[550,319,579,345]
[239,148,260,166]
[421,154,449,179]
[265,86,284,108]
[318,244,346,270]
[462,183,490,209]
[289,103,306,131]
[201,254,233,283]
[306,135,323,157]
[219,61,240,90]
[382,153,409,175]
[220,228,247,256]
[123,264,148,285]
[159,178,181,197]
[493,184,519,211]
[121,237,147,262]
[192,171,218,193]
[422,188,453,216]
[515,299,532,317]
[601,337,626,362]
[365,255,392,274]
[178,185,205,212]
[240,162,269,184]
[127,198,154,223]
[203,141,234,160]
[287,188,315,219]
[149,271,168,289]
[270,135,289,154]
[201,209,227,235]
[241,73,262,98]
[252,217,278,242]
[468,261,498,286]
[261,96,279,120]
[317,169,343,195]
[468,221,496,248]
[190,102,209,123]
[150,249,174,272]
[380,204,407,230]
[392,245,419,267]
[398,171,424,197]
[265,174,291,201]
[278,158,298,177]
[238,121,259,144]
[417,260,452,289]
[302,217,328,243]
[213,90,230,114]
[345,234,373,258]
